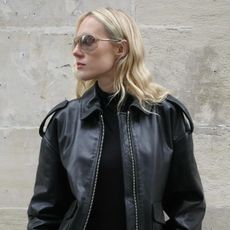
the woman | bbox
[27,7,205,230]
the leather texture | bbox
[27,84,205,230]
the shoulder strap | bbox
[166,95,194,133]
[39,100,69,137]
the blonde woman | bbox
[27,7,205,230]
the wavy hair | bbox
[74,7,168,110]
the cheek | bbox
[90,52,116,72]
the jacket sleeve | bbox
[162,100,206,230]
[27,104,74,230]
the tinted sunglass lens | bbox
[73,35,98,51]
[81,35,97,51]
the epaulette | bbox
[166,95,194,133]
[39,99,69,137]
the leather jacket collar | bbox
[80,83,151,120]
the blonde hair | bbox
[74,7,168,110]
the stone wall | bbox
[0,0,229,229]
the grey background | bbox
[0,0,229,229]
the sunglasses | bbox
[73,34,122,52]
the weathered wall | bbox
[0,0,229,229]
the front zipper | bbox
[127,111,139,230]
[82,114,105,230]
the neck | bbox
[97,78,115,93]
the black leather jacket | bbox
[27,84,205,230]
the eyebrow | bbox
[75,32,95,38]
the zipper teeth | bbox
[82,114,105,230]
[127,111,139,230]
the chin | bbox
[76,73,97,81]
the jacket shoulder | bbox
[39,99,80,137]
[163,94,194,133]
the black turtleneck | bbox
[86,83,127,230]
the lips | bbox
[76,62,86,70]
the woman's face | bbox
[73,16,119,82]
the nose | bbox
[72,44,84,58]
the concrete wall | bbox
[0,0,229,229]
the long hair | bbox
[74,7,168,110]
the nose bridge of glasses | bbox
[74,36,88,50]
[73,37,79,49]
[72,38,84,55]
[73,42,80,52]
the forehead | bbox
[77,16,107,37]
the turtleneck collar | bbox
[95,81,120,111]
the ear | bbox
[114,40,128,59]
